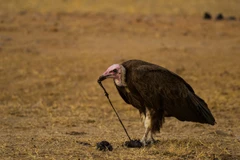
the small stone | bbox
[96,141,113,151]
[203,12,212,20]
[124,139,143,148]
[227,16,236,21]
[216,13,224,20]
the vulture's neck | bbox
[114,65,127,87]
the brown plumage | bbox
[98,59,216,145]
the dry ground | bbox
[0,1,240,160]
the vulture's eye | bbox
[112,69,117,73]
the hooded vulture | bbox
[98,59,216,145]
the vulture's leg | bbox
[141,109,153,146]
[147,130,155,144]
[140,113,147,143]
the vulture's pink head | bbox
[98,64,126,86]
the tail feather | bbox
[188,93,216,125]
[163,92,216,125]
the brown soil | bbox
[0,1,240,159]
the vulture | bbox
[98,59,216,146]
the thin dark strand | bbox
[98,81,132,141]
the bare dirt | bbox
[0,1,240,159]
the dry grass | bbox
[0,1,240,160]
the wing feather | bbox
[128,63,215,124]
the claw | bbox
[141,136,157,146]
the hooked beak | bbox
[98,75,107,83]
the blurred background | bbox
[1,0,240,16]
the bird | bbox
[203,12,212,20]
[98,59,216,146]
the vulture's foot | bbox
[141,137,157,146]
